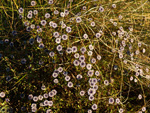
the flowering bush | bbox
[1,0,150,113]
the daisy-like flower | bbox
[142,107,146,112]
[92,78,98,84]
[104,80,109,85]
[99,6,104,12]
[95,71,100,76]
[55,38,61,44]
[115,98,120,104]
[39,43,44,49]
[72,46,77,53]
[113,22,117,26]
[30,24,35,29]
[48,101,53,107]
[31,103,37,108]
[91,22,95,27]
[66,26,72,33]
[31,1,36,6]
[44,100,49,106]
[54,10,59,15]
[66,47,72,54]
[89,45,94,50]
[52,89,57,95]
[80,61,86,68]
[52,23,58,28]
[138,94,142,100]
[61,23,66,28]
[65,76,71,81]
[89,95,94,101]
[64,9,69,16]
[130,76,133,81]
[52,72,58,78]
[33,10,38,15]
[76,74,82,80]
[83,34,88,39]
[48,0,53,4]
[80,90,85,96]
[87,70,94,77]
[56,45,62,51]
[93,85,98,90]
[119,53,123,59]
[112,4,116,8]
[0,92,5,98]
[49,21,54,27]
[45,13,50,18]
[97,55,101,60]
[76,17,82,23]
[41,20,47,26]
[86,64,92,70]
[18,7,24,13]
[87,51,93,56]
[58,67,63,73]
[62,34,68,40]
[80,47,86,54]
[79,55,85,61]
[87,109,92,113]
[109,97,114,104]
[82,6,87,10]
[95,32,101,38]
[46,109,52,113]
[88,88,96,96]
[33,96,38,102]
[74,53,79,58]
[54,78,59,84]
[43,93,49,99]
[119,108,124,113]
[67,81,73,88]
[91,58,96,64]
[49,51,55,57]
[38,95,43,101]
[73,60,80,66]
[49,91,54,97]
[60,12,65,17]
[27,13,32,19]
[91,104,97,110]
[28,94,33,100]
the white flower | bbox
[138,94,142,100]
[95,33,101,38]
[119,108,124,113]
[91,22,95,27]
[109,97,114,104]
[66,27,72,33]
[115,98,120,104]
[104,80,109,85]
[83,34,88,39]
[53,32,59,38]
[80,91,85,96]
[45,13,50,18]
[76,17,82,23]
[67,81,73,88]
[56,45,62,51]
[86,64,92,70]
[91,104,97,110]
[41,20,47,26]
[89,95,94,101]
[65,76,71,81]
[62,34,68,40]
[31,1,36,6]
[74,53,79,58]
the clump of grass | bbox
[1,0,150,113]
